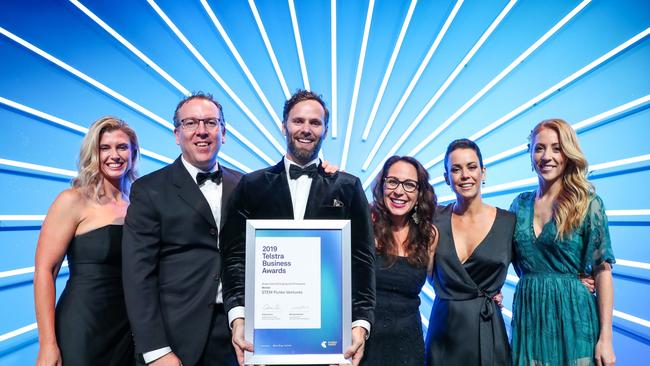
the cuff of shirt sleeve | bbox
[351,320,371,339]
[228,306,246,329]
[143,347,172,364]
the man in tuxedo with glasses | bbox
[122,92,241,366]
[220,89,376,366]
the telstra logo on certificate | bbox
[244,220,352,365]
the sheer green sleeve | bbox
[582,194,615,273]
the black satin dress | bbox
[425,205,514,366]
[55,225,134,366]
[360,254,427,366]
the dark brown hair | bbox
[282,89,330,128]
[371,156,437,267]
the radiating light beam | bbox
[146,0,285,157]
[288,0,310,90]
[201,0,283,131]
[0,262,68,279]
[67,1,270,165]
[0,96,174,164]
[616,259,650,270]
[0,25,174,130]
[248,0,291,100]
[0,158,77,178]
[340,0,375,170]
[359,0,464,186]
[421,27,650,170]
[403,0,519,156]
[0,215,46,221]
[436,153,650,202]
[0,323,38,342]
[409,0,590,158]
[331,0,338,138]
[364,0,518,171]
[69,0,190,96]
[429,94,650,184]
[361,0,418,140]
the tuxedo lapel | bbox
[265,160,294,218]
[220,167,237,228]
[170,157,217,227]
[304,165,331,218]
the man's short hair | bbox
[173,92,225,128]
[282,89,329,128]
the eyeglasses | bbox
[179,118,223,131]
[384,177,418,192]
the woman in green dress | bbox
[510,118,616,366]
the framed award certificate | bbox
[244,220,352,365]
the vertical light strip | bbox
[429,94,650,184]
[288,0,310,90]
[359,0,464,182]
[248,0,291,100]
[0,96,174,164]
[201,0,283,131]
[340,0,376,170]
[66,1,271,164]
[331,0,338,138]
[420,27,650,170]
[361,0,516,172]
[68,0,190,96]
[0,26,174,130]
[408,0,590,157]
[146,0,285,156]
[361,0,418,140]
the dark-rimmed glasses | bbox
[384,177,418,192]
[179,118,223,131]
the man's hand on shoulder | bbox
[149,352,182,366]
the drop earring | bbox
[412,204,420,224]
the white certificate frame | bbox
[244,219,352,365]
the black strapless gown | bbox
[55,225,134,366]
[425,205,514,366]
[360,254,427,366]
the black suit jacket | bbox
[122,157,242,365]
[220,159,376,325]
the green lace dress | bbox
[509,192,615,366]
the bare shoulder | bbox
[47,188,88,220]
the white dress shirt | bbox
[143,157,223,364]
[227,156,371,336]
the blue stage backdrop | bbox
[1,0,648,364]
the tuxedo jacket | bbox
[122,157,242,365]
[220,159,376,325]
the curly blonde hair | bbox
[72,116,139,201]
[529,118,594,239]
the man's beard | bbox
[286,134,323,165]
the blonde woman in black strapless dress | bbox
[34,117,139,366]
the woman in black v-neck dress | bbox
[426,139,514,366]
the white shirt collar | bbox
[181,156,219,184]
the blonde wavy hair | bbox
[72,116,139,201]
[529,118,594,239]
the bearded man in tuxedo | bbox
[220,89,376,366]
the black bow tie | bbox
[196,169,223,185]
[289,163,318,179]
